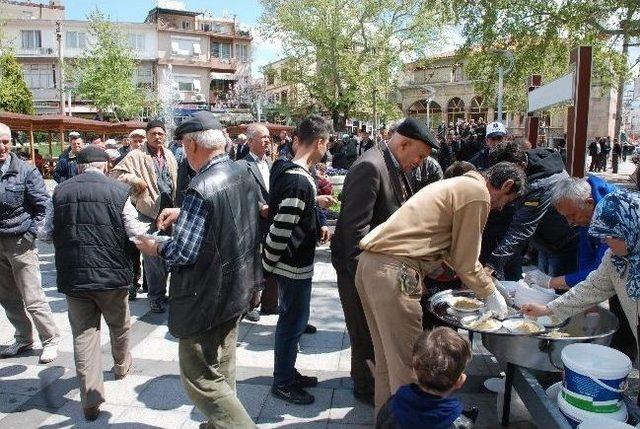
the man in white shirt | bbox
[236,124,274,321]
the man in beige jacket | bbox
[111,120,178,313]
[355,162,526,413]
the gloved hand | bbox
[523,269,552,288]
[484,288,508,319]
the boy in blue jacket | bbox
[376,327,477,429]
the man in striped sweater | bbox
[263,115,333,405]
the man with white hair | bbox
[115,129,145,165]
[0,122,60,363]
[53,131,83,183]
[136,112,262,427]
[236,123,277,321]
[39,145,146,421]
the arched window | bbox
[447,97,465,125]
[469,96,488,122]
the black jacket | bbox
[53,171,134,293]
[168,156,262,338]
[0,153,49,238]
[236,155,271,237]
[331,143,413,270]
[485,148,578,272]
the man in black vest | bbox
[331,118,438,405]
[136,113,261,428]
[39,146,146,421]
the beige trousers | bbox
[66,289,132,408]
[355,251,438,414]
[0,235,59,345]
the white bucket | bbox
[578,418,636,429]
[561,343,631,412]
[546,382,561,404]
[558,390,627,428]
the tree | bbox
[450,0,638,136]
[260,0,446,130]
[0,51,35,114]
[69,9,143,121]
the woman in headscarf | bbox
[523,191,640,345]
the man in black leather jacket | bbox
[136,113,261,428]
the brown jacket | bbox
[359,171,494,298]
[110,143,178,219]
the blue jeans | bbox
[537,249,577,277]
[273,275,312,387]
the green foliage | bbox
[0,51,35,114]
[260,0,444,130]
[69,9,143,121]
[450,0,637,113]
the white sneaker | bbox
[0,341,34,357]
[39,343,58,363]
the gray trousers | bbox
[139,214,168,303]
[0,235,59,345]
[179,317,256,429]
[66,289,131,408]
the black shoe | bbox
[260,307,279,315]
[271,383,315,405]
[304,324,317,334]
[128,284,138,301]
[294,370,318,388]
[245,309,260,322]
[159,295,169,304]
[149,300,165,313]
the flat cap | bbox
[396,118,439,149]
[129,128,146,138]
[146,119,166,131]
[77,145,109,164]
[174,111,222,140]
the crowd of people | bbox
[0,111,637,429]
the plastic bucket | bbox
[561,344,631,412]
[578,417,636,429]
[546,382,561,404]
[558,390,627,429]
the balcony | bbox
[16,47,56,57]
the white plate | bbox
[450,297,485,313]
[461,315,503,332]
[503,318,545,334]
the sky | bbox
[63,0,281,77]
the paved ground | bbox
[0,158,636,428]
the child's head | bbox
[412,327,471,395]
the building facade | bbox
[146,6,252,108]
[400,53,618,142]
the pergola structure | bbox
[226,123,295,138]
[0,112,145,162]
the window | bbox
[21,30,42,49]
[181,21,190,30]
[135,65,153,84]
[23,63,55,89]
[193,79,201,92]
[175,76,196,91]
[66,31,86,49]
[452,65,463,82]
[170,38,198,56]
[211,42,232,59]
[235,43,249,61]
[128,34,145,51]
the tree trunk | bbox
[613,21,630,141]
[331,109,341,131]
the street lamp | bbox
[55,21,65,115]
[419,85,435,129]
[490,50,514,122]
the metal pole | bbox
[426,97,431,129]
[372,88,377,134]
[497,66,504,122]
[56,21,65,115]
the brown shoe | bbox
[83,405,100,421]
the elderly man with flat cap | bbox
[331,117,438,404]
[40,145,147,420]
[136,113,262,428]
[111,119,178,313]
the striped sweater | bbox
[262,159,318,279]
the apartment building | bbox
[1,0,158,115]
[145,6,252,108]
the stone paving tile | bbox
[0,362,66,396]
[257,419,328,429]
[257,386,333,420]
[131,337,179,362]
[110,406,192,428]
[37,401,129,428]
[328,388,373,426]
[0,392,32,417]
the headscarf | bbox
[588,191,640,299]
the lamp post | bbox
[55,21,65,115]
[420,85,435,129]
[491,50,514,122]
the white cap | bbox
[486,122,507,138]
[129,129,146,138]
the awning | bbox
[209,72,235,80]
